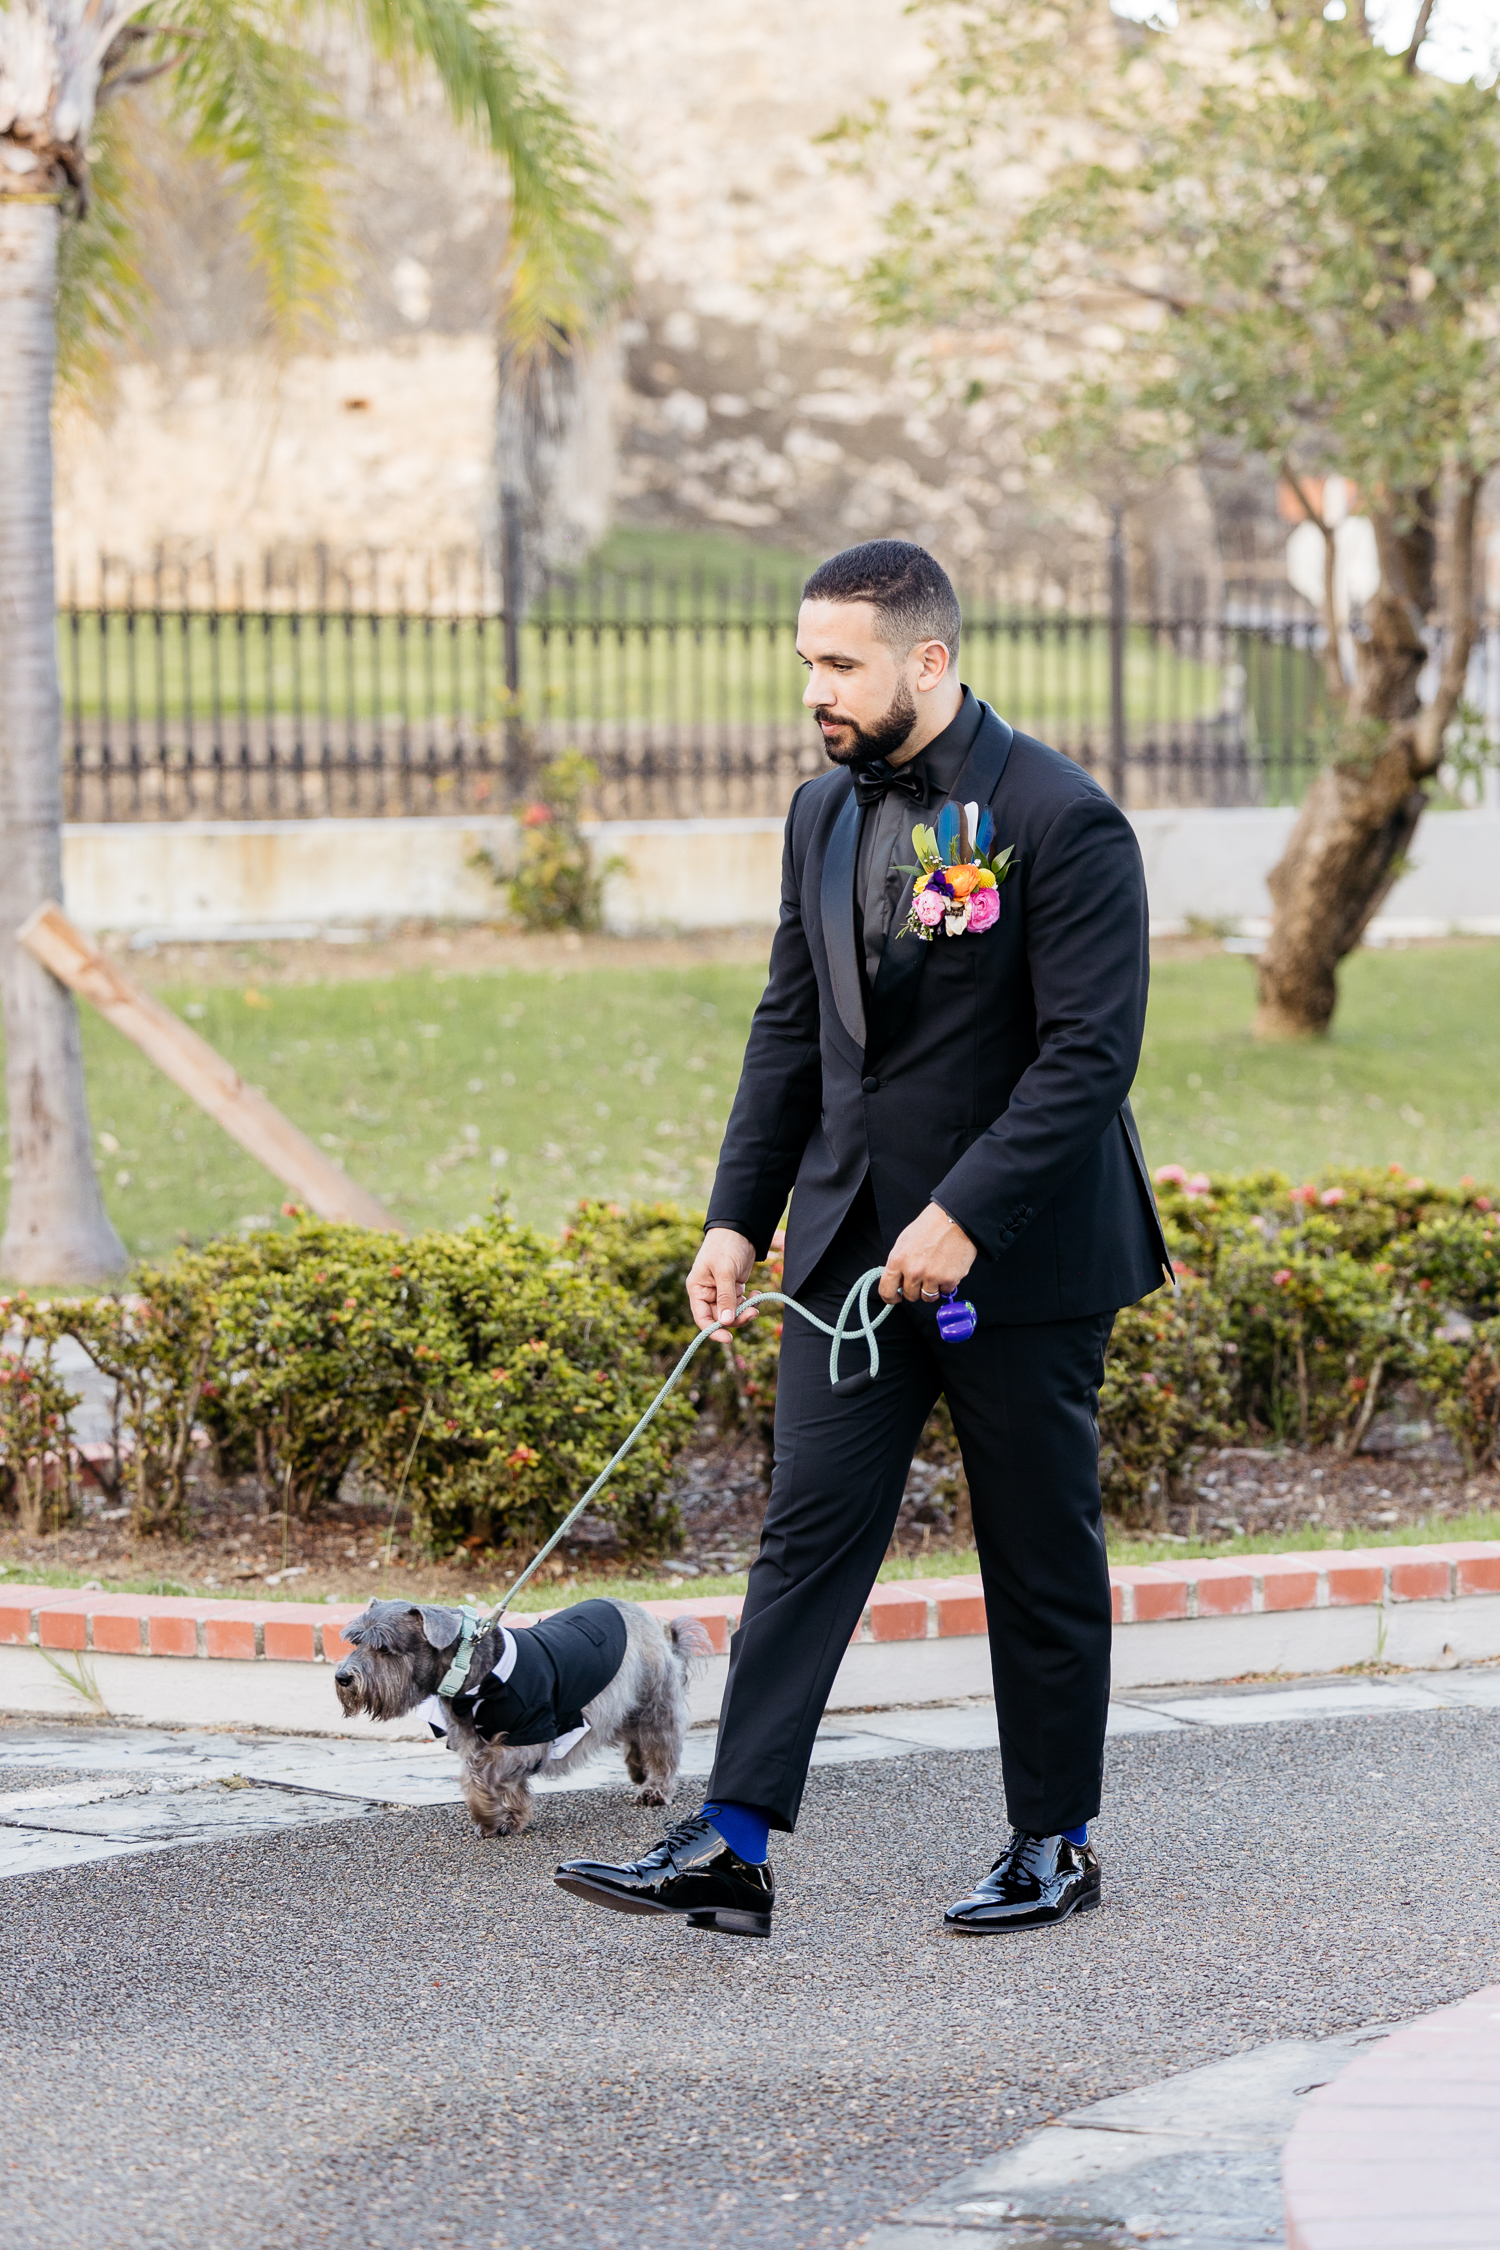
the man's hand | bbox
[686,1227,759,1333]
[880,1203,977,1306]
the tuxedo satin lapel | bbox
[819,783,866,1051]
[866,706,1016,1062]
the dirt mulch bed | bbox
[4,1410,1497,1608]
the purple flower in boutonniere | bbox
[896,799,1014,943]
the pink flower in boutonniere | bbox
[897,800,1014,943]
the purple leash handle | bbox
[935,1290,978,1343]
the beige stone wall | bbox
[535,0,1037,558]
[55,336,498,592]
[50,1,1214,576]
[53,0,996,576]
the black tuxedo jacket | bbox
[457,1599,626,1745]
[706,702,1170,1324]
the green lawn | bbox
[2,941,1497,1261]
[1134,944,1500,1186]
[63,514,1300,773]
[61,606,1241,739]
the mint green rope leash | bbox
[486,1266,893,1624]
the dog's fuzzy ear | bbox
[416,1603,465,1651]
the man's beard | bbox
[815,675,917,768]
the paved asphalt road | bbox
[4,1702,1499,2250]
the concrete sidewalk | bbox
[4,1665,1499,1883]
[5,1681,1498,2249]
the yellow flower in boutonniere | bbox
[898,801,1015,943]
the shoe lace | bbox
[989,1829,1039,1874]
[662,1813,717,1848]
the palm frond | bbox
[342,0,618,356]
[55,103,153,401]
[166,0,346,344]
[55,0,618,375]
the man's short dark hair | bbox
[801,540,961,659]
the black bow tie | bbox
[851,760,926,808]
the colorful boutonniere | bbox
[897,800,1015,942]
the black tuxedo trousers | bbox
[705,1186,1115,1836]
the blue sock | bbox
[1061,1822,1089,1847]
[700,1800,770,1864]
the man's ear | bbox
[416,1604,464,1651]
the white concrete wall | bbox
[1132,806,1500,939]
[63,816,514,941]
[60,806,1500,941]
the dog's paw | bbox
[636,1786,672,1808]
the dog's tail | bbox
[666,1614,715,1671]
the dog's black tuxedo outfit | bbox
[445,1600,627,1745]
[701,689,1170,1838]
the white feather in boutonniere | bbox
[897,800,1014,942]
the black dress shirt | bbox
[853,687,984,992]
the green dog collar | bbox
[436,1607,486,1699]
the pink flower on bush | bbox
[1155,1164,1188,1186]
[1187,1173,1212,1195]
[966,887,1000,934]
[521,803,551,828]
[1320,1187,1345,1207]
[1272,1268,1293,1286]
[915,887,947,928]
[1290,1183,1316,1206]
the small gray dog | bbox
[334,1595,711,1838]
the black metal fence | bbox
[57,527,1499,824]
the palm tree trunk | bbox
[0,196,126,1282]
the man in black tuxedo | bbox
[555,541,1169,1941]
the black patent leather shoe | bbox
[554,1814,775,1936]
[944,1831,1101,1932]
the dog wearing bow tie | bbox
[333,1595,712,1837]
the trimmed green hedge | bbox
[0,1209,694,1554]
[2,1167,1497,1550]
[1140,1164,1500,1513]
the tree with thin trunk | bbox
[0,0,612,1283]
[838,0,1500,1035]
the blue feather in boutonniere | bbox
[897,799,1014,942]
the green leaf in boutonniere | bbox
[987,845,1015,882]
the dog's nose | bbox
[334,1665,355,1685]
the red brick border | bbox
[0,1542,1495,1667]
